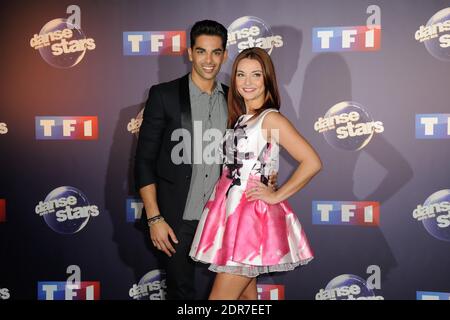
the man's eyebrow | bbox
[194,47,223,52]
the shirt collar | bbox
[189,73,224,97]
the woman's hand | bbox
[245,181,280,204]
[268,171,278,191]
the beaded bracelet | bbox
[147,215,164,226]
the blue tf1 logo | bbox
[35,116,98,140]
[37,265,100,300]
[312,201,380,226]
[312,5,381,52]
[417,291,450,300]
[123,31,186,56]
[257,284,285,300]
[126,197,144,222]
[416,114,450,139]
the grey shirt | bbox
[182,74,228,220]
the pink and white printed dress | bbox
[189,108,313,277]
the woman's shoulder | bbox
[261,109,287,128]
[260,107,279,116]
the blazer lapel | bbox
[179,74,193,167]
[222,84,229,102]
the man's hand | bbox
[149,221,179,257]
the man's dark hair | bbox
[190,20,228,50]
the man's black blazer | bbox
[135,73,229,232]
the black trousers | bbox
[164,219,199,300]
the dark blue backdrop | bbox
[1,0,449,300]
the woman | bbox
[189,47,322,300]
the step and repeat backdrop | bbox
[1,0,449,300]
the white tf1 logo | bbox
[416,114,450,139]
[312,201,380,226]
[37,265,100,300]
[126,197,144,222]
[312,5,381,52]
[257,284,285,300]
[123,31,186,56]
[35,116,98,140]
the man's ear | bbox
[187,47,193,62]
[223,49,228,62]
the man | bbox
[135,20,229,300]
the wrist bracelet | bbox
[147,215,160,222]
[147,215,164,226]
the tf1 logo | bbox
[257,284,285,300]
[123,31,186,55]
[313,5,381,52]
[0,199,5,222]
[417,291,450,300]
[37,265,100,300]
[35,116,98,140]
[126,197,144,222]
[312,201,380,226]
[416,114,450,139]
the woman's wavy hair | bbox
[227,47,280,128]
